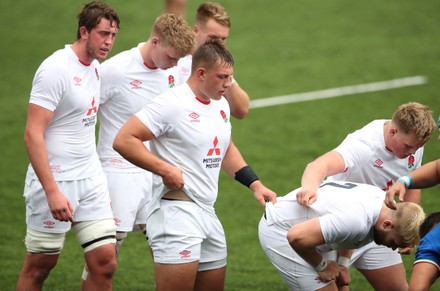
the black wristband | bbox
[235,166,259,188]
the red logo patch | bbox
[373,159,383,168]
[86,96,97,116]
[43,220,55,228]
[73,76,82,86]
[130,80,142,89]
[207,136,221,156]
[180,250,191,258]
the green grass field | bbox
[1,0,439,290]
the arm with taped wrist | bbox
[235,165,259,188]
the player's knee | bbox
[25,227,66,255]
[73,219,116,252]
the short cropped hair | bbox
[419,212,440,239]
[195,2,230,28]
[76,1,120,39]
[191,39,234,74]
[151,14,195,56]
[391,102,437,144]
[393,202,425,247]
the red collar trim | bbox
[195,96,210,105]
[385,146,393,153]
[78,59,91,66]
[144,62,158,70]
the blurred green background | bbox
[1,0,439,290]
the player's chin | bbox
[212,94,223,100]
[96,49,110,60]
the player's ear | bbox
[383,219,394,230]
[151,36,160,46]
[79,26,89,40]
[389,127,398,136]
[196,68,206,80]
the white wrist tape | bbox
[313,257,328,272]
[397,176,413,189]
[338,256,350,268]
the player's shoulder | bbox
[102,51,132,71]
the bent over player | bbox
[296,102,436,290]
[259,181,425,290]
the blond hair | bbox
[195,2,230,28]
[393,202,425,247]
[151,13,195,56]
[391,102,437,144]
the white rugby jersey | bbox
[26,45,102,182]
[135,83,232,215]
[265,181,384,251]
[173,54,192,86]
[328,120,423,190]
[98,43,177,172]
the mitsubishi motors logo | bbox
[203,136,222,169]
[83,96,97,127]
[207,137,220,156]
[86,96,97,116]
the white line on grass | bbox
[249,76,428,109]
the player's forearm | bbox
[403,189,421,204]
[409,160,440,189]
[221,140,247,178]
[24,131,58,195]
[287,228,322,267]
[301,160,328,189]
[287,220,326,267]
[113,136,164,175]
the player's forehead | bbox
[161,46,185,59]
[201,19,229,39]
[397,131,424,148]
[93,18,118,33]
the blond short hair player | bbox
[259,181,425,290]
[296,102,437,290]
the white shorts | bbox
[24,172,113,233]
[147,199,227,269]
[350,241,402,270]
[258,216,335,290]
[104,170,152,232]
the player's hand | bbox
[249,180,277,208]
[385,181,407,210]
[47,191,74,222]
[318,260,340,282]
[162,165,184,190]
[336,265,351,287]
[296,187,318,207]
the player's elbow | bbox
[112,133,125,156]
[286,227,301,250]
[231,107,249,120]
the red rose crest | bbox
[408,155,415,169]
[168,75,175,88]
